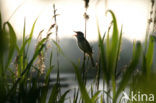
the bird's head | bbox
[73,31,84,38]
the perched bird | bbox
[74,31,95,67]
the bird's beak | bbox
[73,31,77,36]
[73,34,77,36]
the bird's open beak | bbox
[73,34,77,36]
[73,31,77,36]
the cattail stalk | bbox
[152,0,156,32]
[145,0,155,49]
[82,0,90,85]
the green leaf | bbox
[19,38,31,55]
[58,90,70,103]
[48,83,59,103]
[26,18,38,54]
[72,63,93,103]
[100,95,103,103]
[7,39,46,97]
[114,42,142,103]
[45,65,54,85]
[23,18,26,45]
[28,18,38,45]
[106,10,119,75]
[145,35,155,76]
[40,86,49,103]
[96,18,109,84]
[3,22,17,69]
[91,91,101,102]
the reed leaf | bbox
[145,35,155,76]
[72,63,93,103]
[58,90,70,103]
[7,38,46,97]
[28,18,38,45]
[26,18,38,54]
[3,22,18,70]
[114,42,142,103]
[91,91,101,102]
[96,18,109,84]
[48,83,59,103]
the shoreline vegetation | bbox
[0,0,156,103]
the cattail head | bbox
[83,12,89,20]
[83,0,90,9]
[151,0,154,8]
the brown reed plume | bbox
[35,23,54,74]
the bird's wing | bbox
[78,38,92,55]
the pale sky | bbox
[0,0,150,41]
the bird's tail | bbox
[90,55,95,67]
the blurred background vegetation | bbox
[0,0,156,103]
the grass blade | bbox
[3,22,17,69]
[145,35,155,77]
[72,63,93,103]
[48,83,59,103]
[114,42,142,103]
[58,90,70,103]
[91,91,101,102]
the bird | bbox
[73,31,95,67]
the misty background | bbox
[0,0,150,41]
[16,37,156,74]
[1,0,156,73]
